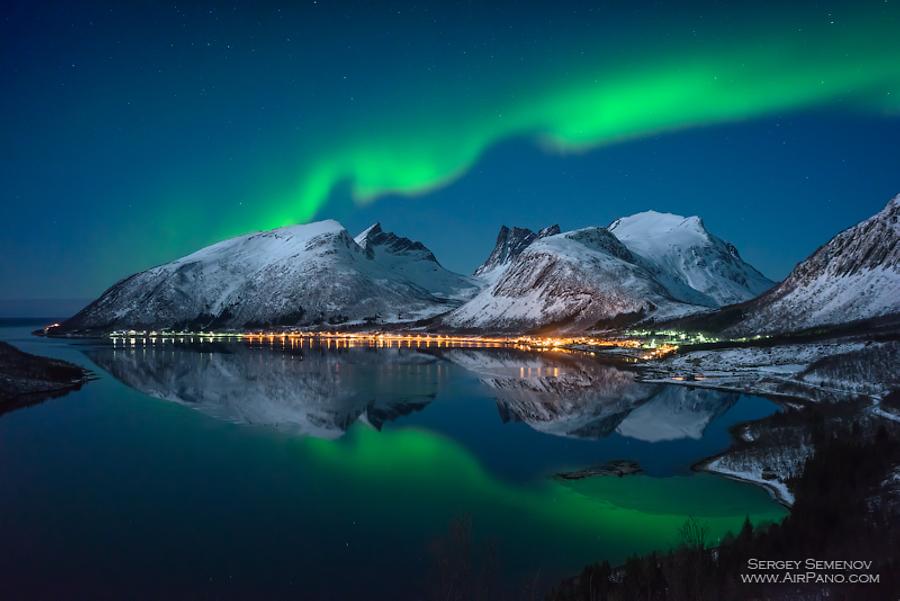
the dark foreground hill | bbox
[0,341,89,413]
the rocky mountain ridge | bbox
[723,194,900,335]
[56,197,899,336]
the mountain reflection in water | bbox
[440,348,737,440]
[88,342,737,444]
[1,323,788,600]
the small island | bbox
[554,459,643,480]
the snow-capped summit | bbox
[537,224,562,237]
[60,220,469,333]
[474,223,560,282]
[444,226,700,333]
[726,194,900,335]
[353,223,480,301]
[446,211,774,333]
[354,222,432,257]
[59,206,787,336]
[608,210,774,307]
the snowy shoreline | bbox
[639,338,898,508]
[696,455,796,507]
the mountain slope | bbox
[608,211,774,307]
[725,195,900,335]
[59,221,460,333]
[444,227,700,333]
[354,223,480,301]
[450,212,774,333]
[58,207,785,336]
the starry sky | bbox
[2,0,899,313]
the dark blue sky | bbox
[2,0,898,310]
[338,112,900,279]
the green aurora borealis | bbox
[279,10,900,226]
[4,0,900,300]
[3,2,899,593]
[301,424,786,569]
[0,329,787,593]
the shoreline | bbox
[686,392,806,508]
[630,336,899,504]
[693,452,796,507]
[20,324,900,512]
[0,340,92,414]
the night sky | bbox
[2,0,899,311]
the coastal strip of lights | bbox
[104,328,678,359]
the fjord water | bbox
[0,322,786,598]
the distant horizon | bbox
[0,299,93,320]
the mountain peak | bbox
[609,211,708,239]
[245,219,347,241]
[353,223,437,264]
[608,210,773,307]
[448,222,696,333]
[282,219,345,234]
[878,193,900,227]
[538,224,561,237]
[57,215,487,334]
[474,223,560,279]
[178,219,350,265]
[354,223,382,247]
[350,222,479,302]
[60,217,463,333]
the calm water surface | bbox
[0,321,786,599]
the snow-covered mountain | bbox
[725,195,900,335]
[59,220,468,333]
[354,223,480,301]
[608,211,774,307]
[473,224,560,283]
[445,212,773,333]
[59,208,778,336]
[445,227,710,332]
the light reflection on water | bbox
[0,324,786,598]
